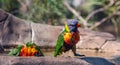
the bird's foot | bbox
[74,53,85,56]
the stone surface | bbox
[101,41,120,52]
[31,23,62,48]
[0,9,31,47]
[0,56,117,65]
[76,28,116,49]
[0,9,8,22]
[0,56,91,65]
[110,55,120,65]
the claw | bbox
[74,53,85,56]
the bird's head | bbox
[67,19,80,32]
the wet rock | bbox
[0,56,90,65]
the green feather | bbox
[26,41,36,47]
[54,31,64,57]
[8,45,23,56]
[54,24,70,57]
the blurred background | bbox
[0,0,120,40]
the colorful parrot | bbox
[54,19,81,57]
[8,42,44,56]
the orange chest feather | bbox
[64,32,80,45]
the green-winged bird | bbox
[54,19,82,57]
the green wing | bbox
[54,24,70,57]
[8,45,23,56]
[54,31,64,57]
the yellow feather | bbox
[65,24,70,32]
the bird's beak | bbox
[77,23,81,27]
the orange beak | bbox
[77,23,81,27]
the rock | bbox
[0,9,8,22]
[110,55,120,65]
[0,9,31,47]
[31,23,62,48]
[0,56,117,65]
[78,28,116,41]
[77,35,106,49]
[0,56,90,65]
[100,41,120,52]
[76,28,116,49]
[0,46,4,52]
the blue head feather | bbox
[67,19,79,32]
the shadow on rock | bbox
[80,57,115,65]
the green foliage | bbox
[23,0,68,24]
[80,0,120,26]
[0,0,20,15]
[0,0,68,25]
[80,0,106,13]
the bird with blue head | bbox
[67,19,80,32]
[54,19,83,57]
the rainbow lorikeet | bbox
[8,42,44,56]
[54,19,81,57]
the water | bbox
[1,49,120,59]
[42,49,120,59]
